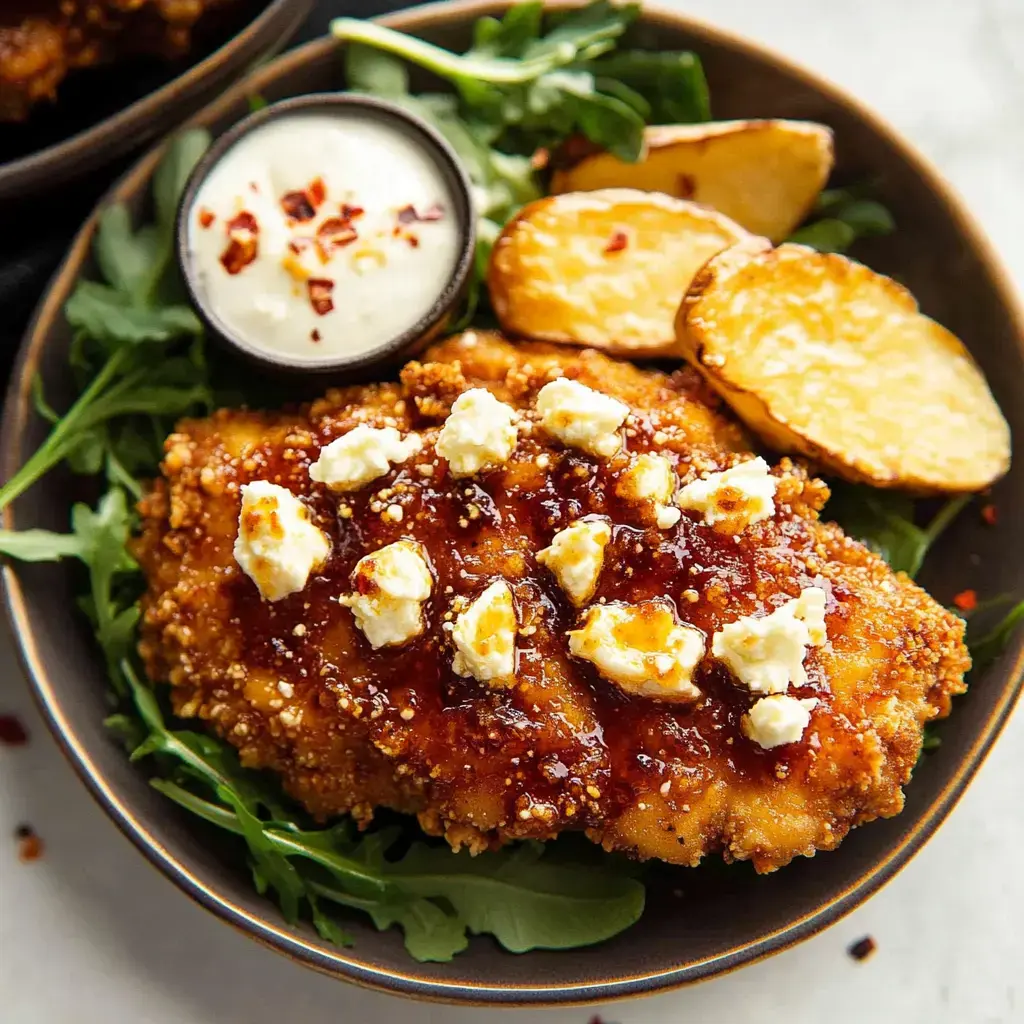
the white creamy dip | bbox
[186,109,463,363]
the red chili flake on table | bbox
[197,207,215,229]
[307,278,335,316]
[605,229,629,254]
[15,824,44,863]
[0,714,28,746]
[316,217,359,261]
[953,589,978,612]
[397,203,445,224]
[847,935,877,962]
[220,211,259,275]
[981,503,999,526]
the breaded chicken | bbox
[0,1,234,121]
[135,333,969,872]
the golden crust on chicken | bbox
[135,332,969,873]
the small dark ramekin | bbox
[175,92,476,377]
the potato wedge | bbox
[676,241,1011,492]
[551,120,833,243]
[488,189,752,358]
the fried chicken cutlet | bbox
[0,0,234,121]
[135,332,969,872]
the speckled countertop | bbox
[1,1,1021,1021]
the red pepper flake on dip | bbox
[605,228,629,253]
[184,110,462,364]
[307,278,335,316]
[847,935,877,962]
[220,211,259,275]
[197,207,215,229]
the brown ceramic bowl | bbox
[0,0,312,202]
[3,0,1023,1006]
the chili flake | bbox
[397,203,445,224]
[847,935,877,962]
[197,207,215,229]
[0,714,28,746]
[308,177,327,207]
[340,203,364,220]
[605,229,629,254]
[981,503,998,526]
[281,190,316,222]
[316,216,359,261]
[307,278,335,316]
[220,211,259,275]
[953,589,977,612]
[16,824,44,863]
[311,329,321,342]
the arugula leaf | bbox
[826,483,969,577]
[968,600,1024,673]
[576,50,710,123]
[0,528,86,561]
[65,282,202,346]
[790,187,895,253]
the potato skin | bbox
[551,120,834,242]
[488,188,752,358]
[676,242,1011,493]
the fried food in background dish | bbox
[488,189,753,357]
[0,0,236,122]
[676,240,1012,492]
[550,120,834,242]
[135,332,969,873]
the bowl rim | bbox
[3,0,1023,1006]
[175,92,477,375]
[0,0,313,203]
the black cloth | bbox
[0,0,407,383]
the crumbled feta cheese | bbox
[537,518,611,606]
[451,580,518,685]
[435,388,519,477]
[617,452,681,529]
[676,456,777,533]
[233,481,330,602]
[711,586,828,694]
[339,540,432,648]
[743,695,818,749]
[568,601,704,702]
[309,425,421,492]
[535,378,628,457]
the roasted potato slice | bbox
[488,189,752,357]
[676,241,1011,492]
[551,120,833,243]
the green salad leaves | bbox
[0,0,1019,965]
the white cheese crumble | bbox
[617,452,681,529]
[451,580,518,685]
[339,540,432,648]
[711,587,828,694]
[568,601,704,702]
[309,425,421,492]
[537,518,611,606]
[233,481,330,602]
[535,378,629,458]
[743,695,818,749]
[676,456,777,533]
[435,388,519,478]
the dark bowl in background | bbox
[2,0,1023,1006]
[0,0,313,203]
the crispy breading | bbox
[135,333,969,872]
[0,1,234,121]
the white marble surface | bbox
[1,1,1022,1021]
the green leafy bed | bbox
[0,1,1020,962]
